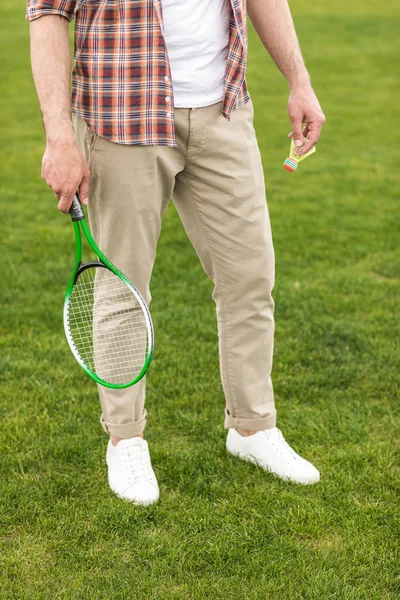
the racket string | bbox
[66,267,150,384]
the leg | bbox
[172,102,320,485]
[73,114,183,438]
[172,99,276,431]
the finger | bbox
[58,192,75,214]
[288,123,309,139]
[302,123,311,139]
[297,129,320,156]
[78,173,90,206]
[289,113,304,149]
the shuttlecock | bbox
[283,138,316,172]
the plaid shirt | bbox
[26,0,250,146]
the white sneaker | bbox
[226,427,320,485]
[106,437,160,505]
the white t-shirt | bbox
[161,0,230,108]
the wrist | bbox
[288,73,311,91]
[46,131,76,148]
[43,117,75,147]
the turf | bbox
[1,1,399,598]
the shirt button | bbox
[164,75,170,83]
[165,96,171,103]
[166,112,171,118]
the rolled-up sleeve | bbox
[26,1,78,23]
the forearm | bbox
[247,0,310,88]
[29,14,89,212]
[30,15,74,144]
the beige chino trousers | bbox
[72,99,276,438]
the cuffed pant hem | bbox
[100,410,147,439]
[224,408,277,431]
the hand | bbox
[41,138,90,213]
[287,85,326,156]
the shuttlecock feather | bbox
[283,138,316,172]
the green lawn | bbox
[1,1,399,598]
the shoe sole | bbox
[112,491,159,506]
[226,447,320,485]
[108,476,160,506]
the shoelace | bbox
[262,428,300,463]
[121,441,155,485]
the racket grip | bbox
[70,194,85,222]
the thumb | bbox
[79,173,90,206]
[290,114,304,149]
[58,192,75,214]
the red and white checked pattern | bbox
[26,0,250,146]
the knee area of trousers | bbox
[239,269,274,297]
[217,276,274,310]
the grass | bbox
[1,1,399,598]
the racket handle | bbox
[70,194,85,222]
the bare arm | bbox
[30,16,89,212]
[247,0,325,155]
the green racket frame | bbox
[63,196,154,388]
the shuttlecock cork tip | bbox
[283,157,298,172]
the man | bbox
[27,0,325,506]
